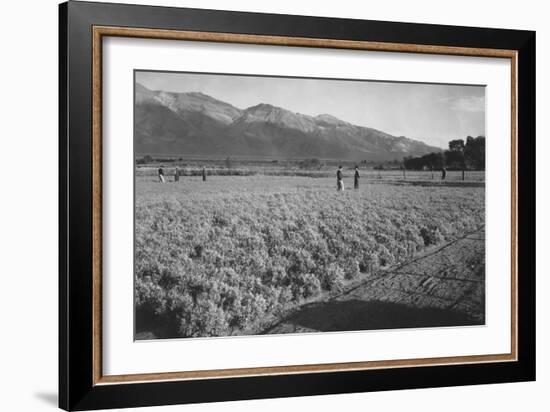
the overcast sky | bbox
[136,71,485,149]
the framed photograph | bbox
[59,1,535,410]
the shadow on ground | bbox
[135,306,181,340]
[272,299,481,333]
[34,392,58,407]
[375,180,485,188]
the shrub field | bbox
[135,175,484,339]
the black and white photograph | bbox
[134,70,486,340]
[1,0,542,410]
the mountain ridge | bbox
[135,83,442,161]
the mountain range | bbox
[135,83,441,161]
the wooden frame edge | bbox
[93,26,517,58]
[96,353,515,385]
[92,27,103,385]
[91,25,519,386]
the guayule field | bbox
[134,174,485,339]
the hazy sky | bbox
[136,71,485,149]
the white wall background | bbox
[0,0,546,411]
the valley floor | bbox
[135,175,485,339]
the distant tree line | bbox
[373,159,401,170]
[136,154,154,165]
[403,136,485,171]
[136,155,184,165]
[298,158,324,170]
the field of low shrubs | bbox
[135,175,484,339]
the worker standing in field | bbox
[202,165,207,182]
[354,165,360,189]
[158,167,165,183]
[441,166,447,180]
[174,167,179,182]
[337,165,344,191]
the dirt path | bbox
[263,228,485,335]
